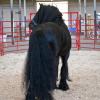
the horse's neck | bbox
[55,21,68,29]
[61,23,68,29]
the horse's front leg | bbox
[59,53,70,91]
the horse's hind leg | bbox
[59,52,70,91]
[55,56,59,81]
[53,56,59,89]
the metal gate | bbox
[80,14,100,50]
[67,12,80,50]
[0,12,100,56]
[67,12,100,50]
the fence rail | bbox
[0,12,100,56]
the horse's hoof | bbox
[58,85,69,91]
[67,77,72,82]
[58,82,69,91]
[54,85,58,89]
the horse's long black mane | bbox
[29,4,69,31]
[34,4,63,24]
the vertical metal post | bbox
[78,0,81,50]
[0,7,3,41]
[84,0,87,38]
[94,0,97,48]
[0,6,3,27]
[0,6,3,20]
[0,6,3,47]
[1,8,3,20]
[1,7,3,20]
[19,0,22,40]
[24,0,26,36]
[94,0,97,36]
[70,13,72,28]
[0,7,4,55]
[10,0,14,44]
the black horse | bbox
[24,4,71,100]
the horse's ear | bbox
[39,3,43,8]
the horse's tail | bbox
[24,29,55,100]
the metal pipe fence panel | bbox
[0,12,100,56]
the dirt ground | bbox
[0,51,100,100]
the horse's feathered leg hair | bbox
[24,29,56,100]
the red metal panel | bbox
[0,12,100,56]
[0,21,4,55]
